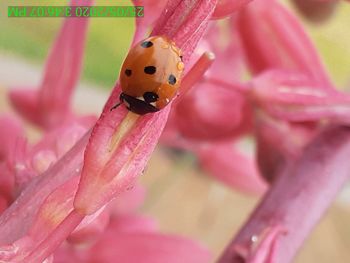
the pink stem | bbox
[24,210,84,263]
[174,51,215,106]
[218,126,350,263]
[0,130,90,244]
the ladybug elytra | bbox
[112,36,184,115]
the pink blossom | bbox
[236,0,333,87]
[0,0,349,262]
[212,0,253,19]
[131,0,167,44]
[54,217,210,263]
[217,0,350,262]
[195,143,267,194]
[0,0,219,262]
[73,0,219,216]
[9,0,92,129]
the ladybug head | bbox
[119,92,160,115]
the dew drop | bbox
[177,61,184,71]
[161,43,169,49]
[251,235,258,243]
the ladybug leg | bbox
[110,93,124,111]
[110,102,122,111]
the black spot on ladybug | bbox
[125,69,132,76]
[143,92,159,103]
[141,41,153,48]
[144,66,156,75]
[168,74,176,85]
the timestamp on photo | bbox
[8,5,144,18]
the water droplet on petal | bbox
[251,235,258,243]
[177,61,184,71]
[161,43,169,49]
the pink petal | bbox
[254,112,316,182]
[53,216,158,263]
[250,70,350,124]
[0,163,14,203]
[108,215,158,233]
[204,19,245,83]
[108,182,146,215]
[246,226,287,263]
[88,231,211,263]
[218,126,350,263]
[0,197,8,214]
[9,1,91,129]
[1,2,218,262]
[74,101,171,215]
[175,82,252,140]
[14,121,91,191]
[8,89,42,127]
[27,177,79,243]
[236,0,333,88]
[170,21,250,141]
[68,206,110,245]
[131,0,167,44]
[54,218,210,263]
[74,0,218,215]
[153,0,218,63]
[224,226,286,262]
[0,132,90,245]
[212,0,252,19]
[0,177,80,262]
[0,115,24,161]
[31,150,57,177]
[196,143,267,195]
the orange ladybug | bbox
[112,36,184,115]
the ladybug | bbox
[112,36,184,115]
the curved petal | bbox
[74,0,219,215]
[212,0,252,19]
[236,0,333,88]
[0,115,25,161]
[196,143,267,194]
[251,70,350,125]
[88,231,211,263]
[175,82,252,140]
[9,0,91,129]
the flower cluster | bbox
[0,0,349,262]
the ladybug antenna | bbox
[110,101,122,111]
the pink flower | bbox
[9,0,92,130]
[160,16,258,194]
[195,143,267,194]
[236,0,333,87]
[73,0,219,216]
[54,217,211,263]
[212,0,253,19]
[1,0,348,262]
[217,0,350,262]
[0,0,218,262]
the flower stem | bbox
[218,126,350,263]
[24,210,84,263]
[174,51,215,106]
